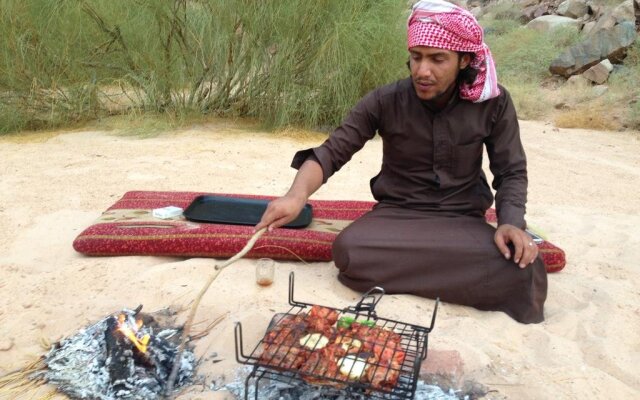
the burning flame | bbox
[117,313,150,353]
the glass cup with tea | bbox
[255,258,275,287]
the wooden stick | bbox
[164,228,267,396]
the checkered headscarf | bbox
[408,0,499,103]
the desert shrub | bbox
[553,102,623,130]
[628,100,640,130]
[505,82,552,120]
[481,18,521,36]
[483,0,524,21]
[603,39,640,129]
[483,22,581,120]
[0,0,408,134]
[486,25,580,82]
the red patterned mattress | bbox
[73,191,565,273]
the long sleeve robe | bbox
[292,78,547,323]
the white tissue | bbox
[152,206,183,219]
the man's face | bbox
[408,46,470,101]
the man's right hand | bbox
[255,158,324,232]
[255,195,307,232]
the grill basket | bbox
[234,272,438,399]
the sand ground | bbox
[0,119,639,399]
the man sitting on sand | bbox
[256,0,547,324]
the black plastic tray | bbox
[183,195,313,229]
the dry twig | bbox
[190,312,229,341]
[253,244,309,264]
[0,357,47,398]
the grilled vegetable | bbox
[337,316,355,329]
[299,333,329,350]
[335,335,362,352]
[338,355,369,379]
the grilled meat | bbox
[258,306,407,391]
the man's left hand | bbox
[494,224,538,268]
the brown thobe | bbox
[292,78,547,324]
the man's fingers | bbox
[255,205,280,232]
[523,238,539,266]
[495,225,540,269]
[494,232,510,259]
[517,233,540,268]
[267,215,291,231]
[513,232,526,267]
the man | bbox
[256,0,547,324]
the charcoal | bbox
[32,308,196,400]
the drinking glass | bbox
[255,258,275,287]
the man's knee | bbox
[332,229,355,271]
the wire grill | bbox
[235,272,438,399]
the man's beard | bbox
[420,79,457,103]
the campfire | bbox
[32,306,196,399]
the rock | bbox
[588,10,617,36]
[557,0,589,19]
[554,102,572,110]
[550,21,637,77]
[600,58,614,72]
[449,0,469,8]
[459,380,490,399]
[583,59,613,84]
[592,84,609,96]
[522,4,551,21]
[470,6,483,19]
[612,0,635,24]
[566,74,590,88]
[420,349,465,391]
[588,1,636,36]
[519,0,540,7]
[526,15,582,33]
[582,20,597,35]
[0,339,14,351]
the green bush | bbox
[485,24,580,83]
[483,23,581,120]
[483,0,524,21]
[0,0,408,134]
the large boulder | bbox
[526,15,582,32]
[582,20,597,35]
[557,0,589,19]
[588,0,636,36]
[518,0,540,7]
[550,21,637,77]
[522,3,551,22]
[611,0,636,24]
[519,0,555,22]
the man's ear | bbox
[459,53,472,70]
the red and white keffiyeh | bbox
[408,0,499,103]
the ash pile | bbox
[221,367,462,400]
[33,306,196,400]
